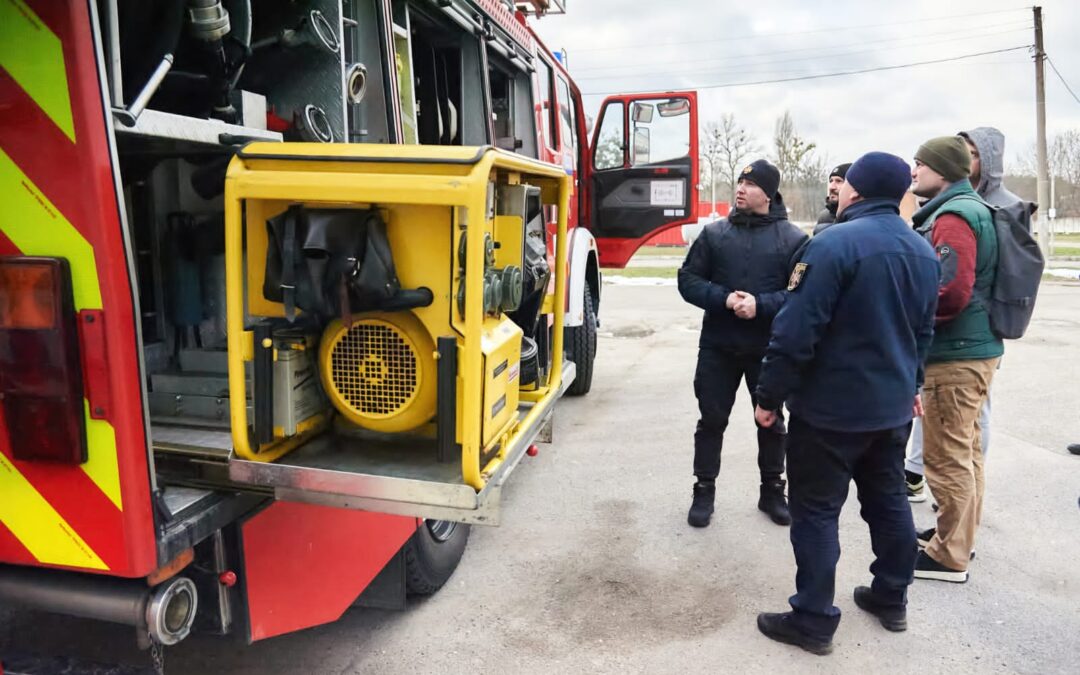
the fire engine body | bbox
[0,0,698,664]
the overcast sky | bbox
[532,0,1080,175]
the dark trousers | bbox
[693,348,785,483]
[785,415,917,640]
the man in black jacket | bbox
[678,159,808,528]
[814,162,852,234]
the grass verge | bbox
[631,245,687,258]
[602,266,679,279]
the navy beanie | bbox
[738,159,781,200]
[845,152,911,203]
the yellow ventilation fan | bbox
[318,312,436,433]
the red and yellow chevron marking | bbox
[0,0,155,575]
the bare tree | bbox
[716,114,759,205]
[700,114,759,210]
[1049,130,1080,185]
[771,110,827,222]
[1014,130,1080,216]
[699,120,724,213]
[593,131,624,171]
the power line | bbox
[566,6,1030,54]
[1047,56,1080,106]
[572,19,1031,74]
[573,26,1031,82]
[582,46,1033,96]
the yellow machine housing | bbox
[479,317,523,448]
[224,144,570,492]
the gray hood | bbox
[960,126,1036,228]
[960,126,1005,196]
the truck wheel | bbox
[565,281,596,396]
[404,520,470,595]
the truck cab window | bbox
[535,57,556,151]
[557,74,583,174]
[629,97,691,167]
[593,101,625,171]
[488,57,538,158]
[556,75,577,157]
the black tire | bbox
[565,281,597,396]
[404,520,470,595]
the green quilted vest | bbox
[912,181,1004,363]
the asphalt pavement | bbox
[2,282,1079,674]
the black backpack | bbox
[263,205,433,323]
[953,196,1045,339]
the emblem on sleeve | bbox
[788,262,809,291]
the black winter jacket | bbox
[678,194,808,354]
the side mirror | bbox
[633,127,651,165]
[632,102,654,124]
[658,98,690,117]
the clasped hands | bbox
[726,291,757,319]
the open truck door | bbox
[586,91,699,268]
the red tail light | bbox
[0,257,87,464]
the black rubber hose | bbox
[159,0,187,59]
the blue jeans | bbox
[785,416,917,640]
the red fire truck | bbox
[0,0,698,671]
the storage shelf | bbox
[114,108,282,146]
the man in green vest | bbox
[909,136,1002,584]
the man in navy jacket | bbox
[678,159,808,528]
[751,152,940,655]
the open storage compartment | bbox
[219,143,573,524]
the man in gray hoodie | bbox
[960,127,1037,229]
[904,127,1037,503]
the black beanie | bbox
[738,159,781,200]
[829,163,852,181]
[914,136,971,183]
[845,151,911,202]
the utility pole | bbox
[1034,6,1051,258]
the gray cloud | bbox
[534,0,1080,173]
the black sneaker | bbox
[917,527,975,559]
[913,550,968,583]
[756,612,833,655]
[687,481,715,528]
[916,527,936,549]
[758,479,792,526]
[1068,443,1080,455]
[853,586,907,632]
[905,470,927,503]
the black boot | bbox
[853,586,907,632]
[688,481,715,528]
[758,479,792,526]
[756,612,833,655]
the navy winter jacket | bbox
[755,199,940,433]
[678,194,808,354]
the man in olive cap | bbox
[909,136,1002,584]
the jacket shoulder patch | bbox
[788,262,809,291]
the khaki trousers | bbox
[922,357,1000,571]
